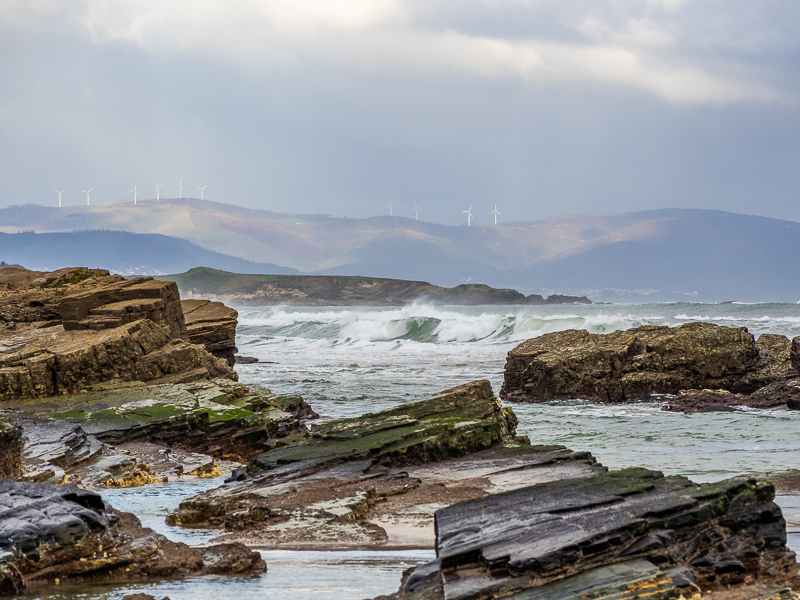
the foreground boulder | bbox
[166,381,602,549]
[501,322,799,404]
[0,478,265,595]
[379,469,799,600]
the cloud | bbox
[3,0,795,106]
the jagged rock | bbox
[0,478,265,594]
[0,319,234,400]
[0,419,23,479]
[10,379,316,470]
[664,389,750,413]
[501,323,797,403]
[181,299,238,367]
[166,381,603,549]
[380,469,799,600]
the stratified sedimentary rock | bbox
[0,479,265,595]
[181,299,238,367]
[166,381,602,549]
[0,268,236,401]
[501,322,799,403]
[379,469,799,600]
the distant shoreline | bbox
[157,267,592,307]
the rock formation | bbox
[501,322,800,405]
[0,419,23,479]
[0,267,235,401]
[181,299,238,367]
[166,381,602,549]
[377,469,799,600]
[0,479,264,595]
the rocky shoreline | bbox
[0,266,797,598]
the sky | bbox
[1,0,799,225]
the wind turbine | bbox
[196,185,207,200]
[413,202,421,221]
[462,205,473,226]
[82,188,93,206]
[129,183,138,205]
[490,204,501,225]
[54,189,64,208]
[175,178,183,199]
[387,196,395,217]
[154,182,163,201]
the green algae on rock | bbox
[166,380,603,549]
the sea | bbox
[24,302,800,600]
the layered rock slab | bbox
[501,322,799,403]
[0,478,264,595]
[166,380,603,549]
[382,469,799,600]
[181,299,238,367]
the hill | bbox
[0,200,798,301]
[0,230,297,276]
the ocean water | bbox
[22,303,800,599]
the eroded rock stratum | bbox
[501,322,800,408]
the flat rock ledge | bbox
[501,323,800,406]
[166,380,603,549]
[7,378,317,485]
[376,469,800,600]
[0,478,265,595]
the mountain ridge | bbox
[0,200,798,301]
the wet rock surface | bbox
[166,380,603,549]
[377,469,799,600]
[6,378,317,485]
[665,379,800,413]
[181,299,238,367]
[0,478,265,595]
[501,322,800,405]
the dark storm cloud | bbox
[0,0,798,225]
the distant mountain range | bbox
[0,199,798,302]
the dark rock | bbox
[0,478,265,594]
[0,420,23,479]
[752,378,800,410]
[235,355,259,364]
[501,323,796,403]
[664,389,751,413]
[379,469,799,600]
[181,299,238,367]
[166,380,603,549]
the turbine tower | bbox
[387,196,395,217]
[54,189,64,208]
[413,202,421,221]
[175,178,183,199]
[462,205,473,226]
[82,188,93,206]
[129,183,138,205]
[154,182,163,201]
[491,204,501,225]
[196,185,207,200]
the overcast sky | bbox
[1,0,799,225]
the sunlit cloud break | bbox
[7,0,792,105]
